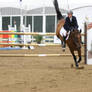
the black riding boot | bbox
[62,36,66,52]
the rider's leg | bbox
[62,29,67,49]
[60,27,67,51]
[62,36,66,48]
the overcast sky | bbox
[0,0,92,10]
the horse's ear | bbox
[80,29,82,33]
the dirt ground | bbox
[0,46,92,92]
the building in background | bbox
[0,6,92,33]
[0,6,92,43]
[0,7,67,33]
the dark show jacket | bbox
[64,16,79,31]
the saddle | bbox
[56,19,70,41]
[56,18,65,40]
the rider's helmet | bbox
[67,10,73,15]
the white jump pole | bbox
[0,54,84,57]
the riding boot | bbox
[62,36,66,52]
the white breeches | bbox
[60,27,67,37]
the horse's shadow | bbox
[47,63,85,70]
[71,64,85,70]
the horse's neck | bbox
[66,39,75,52]
[66,36,73,47]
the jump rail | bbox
[0,43,85,47]
[0,32,85,57]
[0,54,84,57]
[0,32,85,36]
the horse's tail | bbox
[53,0,63,20]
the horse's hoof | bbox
[75,64,79,69]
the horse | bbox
[56,19,82,68]
[53,0,82,68]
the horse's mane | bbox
[70,29,80,37]
[69,29,81,43]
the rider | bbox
[64,10,79,32]
[62,10,79,49]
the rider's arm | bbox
[73,16,79,28]
[64,17,71,31]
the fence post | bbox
[84,22,87,64]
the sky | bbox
[0,0,92,10]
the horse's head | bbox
[70,29,81,50]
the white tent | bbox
[0,0,92,10]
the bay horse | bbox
[56,19,82,68]
[53,0,82,68]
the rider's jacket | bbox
[64,16,79,32]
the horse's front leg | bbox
[77,49,82,63]
[70,50,79,68]
[73,54,79,68]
